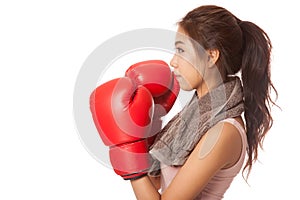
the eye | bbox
[175,47,184,54]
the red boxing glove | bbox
[90,77,154,180]
[126,60,179,113]
[125,60,180,144]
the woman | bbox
[130,5,277,199]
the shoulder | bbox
[182,117,245,171]
[197,118,244,168]
[162,118,244,199]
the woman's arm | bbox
[131,176,161,200]
[130,120,243,200]
[149,175,161,190]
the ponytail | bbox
[239,21,278,178]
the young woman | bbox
[130,5,277,200]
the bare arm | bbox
[149,175,161,190]
[131,176,161,200]
[130,121,243,200]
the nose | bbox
[170,54,178,69]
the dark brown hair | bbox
[179,5,278,178]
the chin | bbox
[179,84,194,92]
[177,79,194,91]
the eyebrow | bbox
[175,41,185,45]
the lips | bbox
[175,74,182,80]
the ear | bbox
[207,49,219,68]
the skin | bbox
[130,26,245,200]
[171,26,223,97]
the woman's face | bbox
[170,26,208,93]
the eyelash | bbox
[175,47,184,54]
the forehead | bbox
[175,26,206,54]
[177,26,187,35]
[175,26,190,43]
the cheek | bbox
[177,78,193,91]
[189,70,202,87]
[178,66,202,90]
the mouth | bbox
[174,74,182,80]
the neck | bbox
[196,72,224,98]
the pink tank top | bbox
[160,118,247,200]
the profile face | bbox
[170,26,207,92]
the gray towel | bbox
[149,76,244,176]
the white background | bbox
[1,0,299,199]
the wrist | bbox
[123,172,148,181]
[130,175,161,200]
